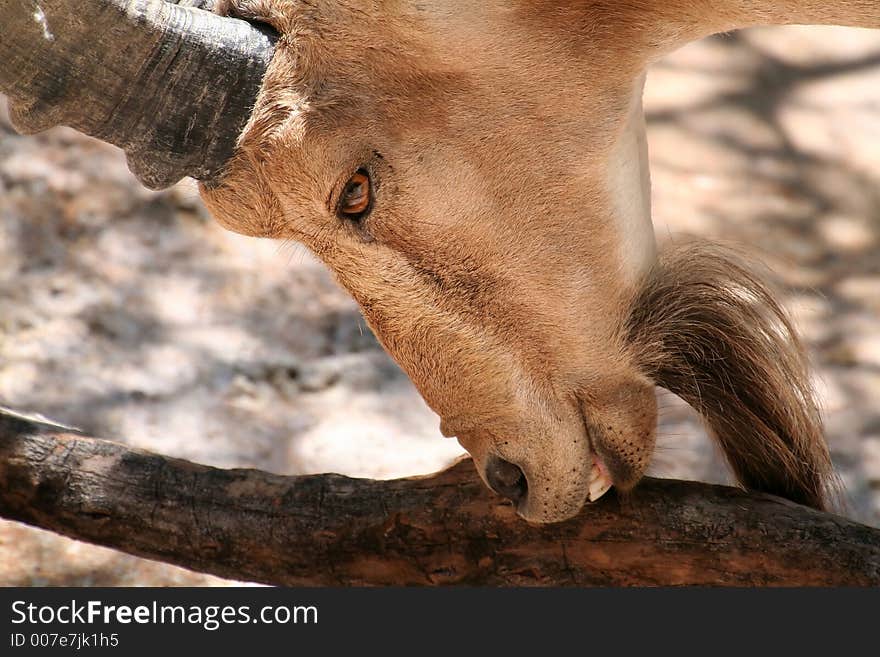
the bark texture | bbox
[1,408,878,586]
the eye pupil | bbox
[339,170,371,218]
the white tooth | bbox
[589,474,612,502]
[589,463,601,483]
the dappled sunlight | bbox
[0,23,878,584]
[646,25,880,525]
[1,93,465,584]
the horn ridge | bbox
[0,0,276,189]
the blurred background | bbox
[1,25,879,585]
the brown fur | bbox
[197,1,878,522]
[626,241,837,510]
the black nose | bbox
[485,455,528,504]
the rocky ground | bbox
[1,25,878,585]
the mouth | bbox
[588,454,613,502]
[582,407,614,503]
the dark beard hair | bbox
[626,239,838,511]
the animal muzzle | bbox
[484,453,613,510]
[475,429,611,523]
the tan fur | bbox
[200,1,879,522]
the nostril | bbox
[485,455,528,504]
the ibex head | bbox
[4,0,853,522]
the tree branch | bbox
[1,408,878,586]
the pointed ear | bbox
[626,240,838,511]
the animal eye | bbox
[337,169,371,220]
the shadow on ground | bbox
[0,25,878,585]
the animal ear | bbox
[626,240,838,511]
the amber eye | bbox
[338,169,371,219]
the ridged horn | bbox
[0,0,275,189]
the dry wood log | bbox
[1,407,879,586]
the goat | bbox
[2,0,877,523]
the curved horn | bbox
[0,0,275,189]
